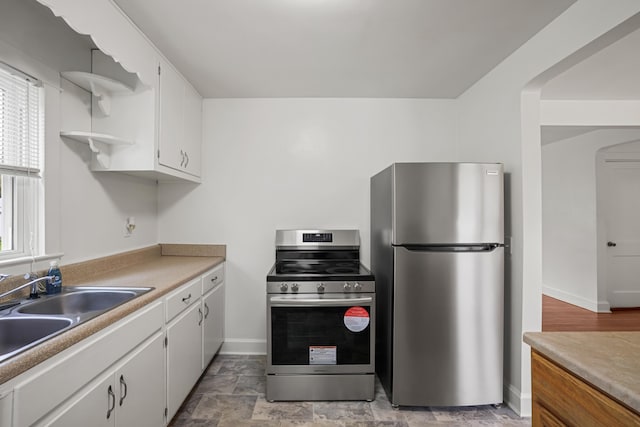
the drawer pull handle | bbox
[211,276,218,282]
[119,374,128,406]
[182,293,192,303]
[107,385,115,419]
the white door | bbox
[158,59,185,171]
[604,160,640,308]
[202,282,225,369]
[167,302,203,421]
[48,373,115,427]
[115,333,165,427]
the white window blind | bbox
[0,63,42,176]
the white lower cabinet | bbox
[0,391,13,426]
[12,302,163,427]
[202,281,225,369]
[166,263,225,421]
[47,332,164,427]
[3,263,225,427]
[49,372,113,427]
[166,302,203,421]
[115,332,165,426]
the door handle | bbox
[607,241,617,247]
[107,385,115,419]
[119,374,128,406]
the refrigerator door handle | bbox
[394,243,503,252]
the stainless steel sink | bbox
[0,316,73,362]
[0,286,153,363]
[18,289,144,315]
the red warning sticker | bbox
[344,306,370,332]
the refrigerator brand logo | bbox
[486,170,499,175]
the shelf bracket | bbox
[86,137,110,168]
[89,80,111,116]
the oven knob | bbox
[343,282,352,291]
[317,283,325,293]
[291,283,299,292]
[280,283,288,292]
[354,282,362,291]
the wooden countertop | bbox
[0,244,225,384]
[524,331,640,413]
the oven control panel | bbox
[267,281,375,294]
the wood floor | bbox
[543,295,640,331]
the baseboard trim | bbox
[504,383,531,418]
[597,300,611,313]
[542,286,602,312]
[608,290,640,309]
[219,339,266,355]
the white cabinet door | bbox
[0,391,12,427]
[167,302,203,420]
[158,59,185,172]
[182,83,202,177]
[203,281,225,369]
[115,333,165,427]
[48,333,164,427]
[49,373,115,427]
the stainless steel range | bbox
[266,229,375,401]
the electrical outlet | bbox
[124,216,136,237]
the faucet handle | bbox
[0,274,9,282]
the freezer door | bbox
[391,245,504,406]
[393,163,503,244]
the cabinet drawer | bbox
[202,264,224,294]
[166,278,201,322]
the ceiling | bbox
[113,0,575,98]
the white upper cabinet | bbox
[39,0,202,183]
[158,59,202,177]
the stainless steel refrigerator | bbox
[370,162,504,407]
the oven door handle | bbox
[269,296,373,306]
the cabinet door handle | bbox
[198,307,203,326]
[204,302,210,319]
[180,149,185,167]
[119,374,128,406]
[184,152,189,168]
[182,293,192,303]
[107,385,116,419]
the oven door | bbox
[267,293,375,375]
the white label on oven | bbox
[344,306,370,332]
[309,346,337,365]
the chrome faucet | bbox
[0,274,54,300]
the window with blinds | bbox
[0,63,42,176]
[0,62,43,256]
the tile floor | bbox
[169,355,531,427]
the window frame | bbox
[0,62,44,262]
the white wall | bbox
[158,98,458,353]
[457,0,640,416]
[542,130,640,311]
[0,0,158,269]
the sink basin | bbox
[18,289,143,315]
[0,286,152,363]
[0,317,73,361]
